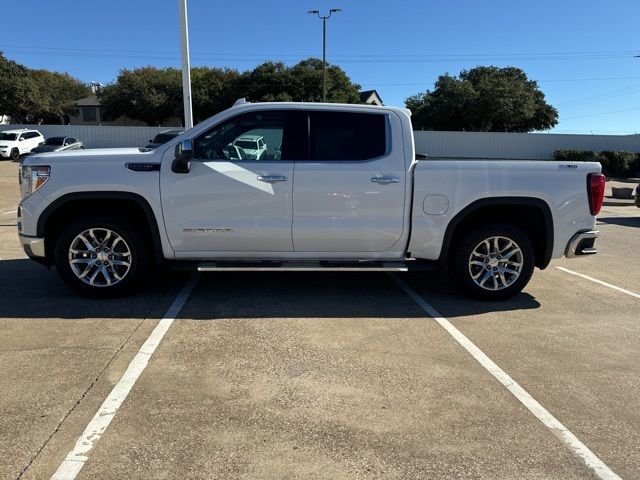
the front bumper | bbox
[19,234,46,258]
[565,230,598,258]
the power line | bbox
[556,84,640,108]
[1,45,637,63]
[562,106,640,120]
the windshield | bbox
[153,133,180,144]
[45,137,65,146]
[0,133,17,141]
[235,140,258,149]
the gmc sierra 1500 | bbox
[18,101,605,299]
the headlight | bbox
[20,165,50,199]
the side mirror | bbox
[18,137,24,142]
[172,139,193,174]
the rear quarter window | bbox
[309,111,387,161]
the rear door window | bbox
[308,111,387,161]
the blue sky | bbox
[3,0,639,134]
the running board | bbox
[196,260,433,272]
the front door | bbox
[161,110,302,255]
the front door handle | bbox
[371,176,400,185]
[257,175,288,184]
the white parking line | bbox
[1,210,15,215]
[389,274,622,480]
[50,273,199,480]
[556,266,640,299]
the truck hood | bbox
[22,147,159,166]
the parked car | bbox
[635,180,640,208]
[146,130,183,149]
[0,129,45,160]
[18,101,604,299]
[31,136,84,154]
[233,134,267,159]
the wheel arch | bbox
[38,192,165,268]
[438,197,554,270]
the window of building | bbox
[82,107,97,122]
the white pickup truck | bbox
[17,101,605,299]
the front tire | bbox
[10,148,19,160]
[54,214,149,297]
[451,224,535,300]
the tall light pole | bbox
[178,0,193,129]
[308,8,341,102]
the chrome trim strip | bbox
[197,266,409,272]
[566,230,598,258]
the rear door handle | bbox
[257,175,288,183]
[371,176,400,185]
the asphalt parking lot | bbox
[1,159,639,480]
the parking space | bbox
[1,158,639,479]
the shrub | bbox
[553,149,640,178]
[597,151,637,178]
[553,150,598,162]
[631,153,640,177]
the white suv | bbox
[0,129,45,160]
[233,134,267,159]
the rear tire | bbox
[451,224,535,300]
[54,214,149,297]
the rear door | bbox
[17,133,28,153]
[292,110,407,254]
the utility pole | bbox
[178,0,193,129]
[308,8,342,102]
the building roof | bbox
[359,89,383,106]
[74,95,101,107]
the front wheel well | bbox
[440,199,553,270]
[40,194,163,267]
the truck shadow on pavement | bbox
[0,260,540,320]
[598,216,640,228]
[182,271,541,320]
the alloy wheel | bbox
[68,228,132,287]
[468,236,524,291]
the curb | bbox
[603,200,636,207]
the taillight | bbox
[587,173,605,216]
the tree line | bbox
[0,51,558,132]
[0,52,91,124]
[98,58,361,126]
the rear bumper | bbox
[565,230,598,258]
[19,234,46,258]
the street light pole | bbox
[308,8,342,102]
[178,0,193,129]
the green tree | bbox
[29,69,91,124]
[99,67,182,126]
[191,67,242,123]
[241,58,361,104]
[98,59,362,126]
[0,52,35,123]
[406,66,558,132]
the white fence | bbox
[0,124,170,149]
[414,131,640,160]
[2,124,639,158]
